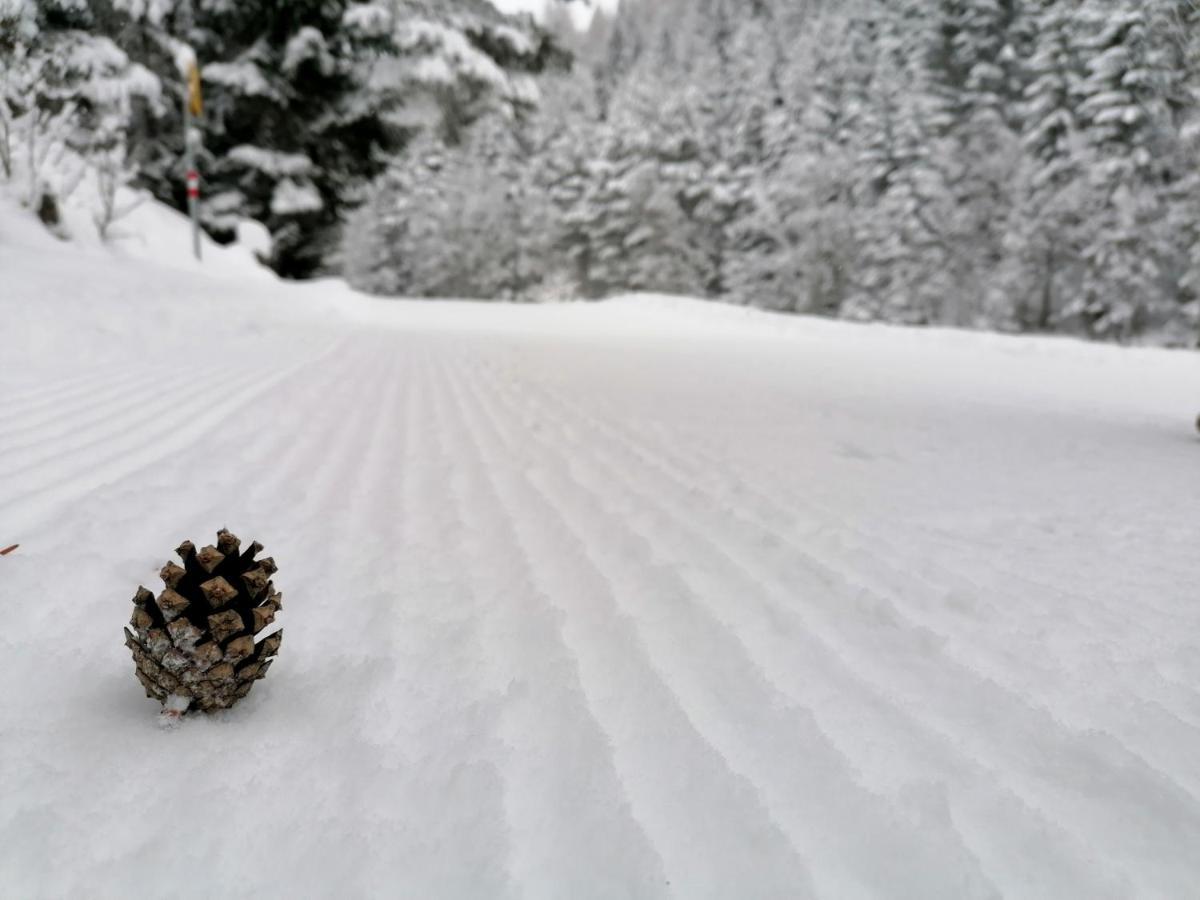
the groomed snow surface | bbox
[2,201,1200,899]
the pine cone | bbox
[125,529,283,714]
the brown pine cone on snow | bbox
[125,529,283,716]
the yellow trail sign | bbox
[187,63,203,117]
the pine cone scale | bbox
[156,588,190,622]
[195,546,225,573]
[199,576,238,608]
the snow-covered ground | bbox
[2,199,1200,899]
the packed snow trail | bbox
[3,214,1200,898]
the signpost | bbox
[184,62,203,261]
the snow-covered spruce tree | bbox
[341,135,446,296]
[538,74,607,297]
[1068,1,1178,341]
[582,42,709,298]
[436,111,549,301]
[995,0,1087,332]
[584,0,649,124]
[1157,0,1200,345]
[344,108,552,301]
[662,0,744,298]
[527,6,705,301]
[574,128,704,298]
[540,6,702,299]
[726,4,870,314]
[843,7,959,326]
[930,0,1029,328]
[548,0,782,302]
[474,109,553,301]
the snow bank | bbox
[0,193,331,386]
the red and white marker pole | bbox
[186,166,200,259]
[183,63,202,261]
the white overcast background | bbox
[489,0,619,27]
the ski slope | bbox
[2,204,1200,899]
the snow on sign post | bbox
[183,60,203,261]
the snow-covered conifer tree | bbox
[1068,2,1177,339]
